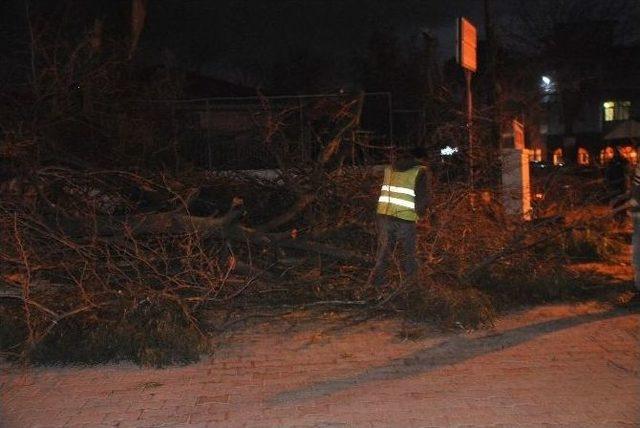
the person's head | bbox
[391,146,426,161]
[410,146,428,162]
[390,146,430,170]
[388,147,410,169]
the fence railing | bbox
[140,92,405,170]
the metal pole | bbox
[465,69,474,191]
[172,104,178,173]
[298,96,305,159]
[387,92,394,146]
[206,100,211,169]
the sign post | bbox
[457,17,477,192]
[501,119,532,220]
[513,119,525,150]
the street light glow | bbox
[541,76,555,94]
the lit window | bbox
[600,146,615,164]
[577,148,590,165]
[603,101,631,122]
[619,146,638,164]
[534,148,542,162]
[553,148,563,165]
[529,148,542,162]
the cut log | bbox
[256,193,315,232]
[275,238,372,264]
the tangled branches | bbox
[0,16,625,364]
[0,161,375,365]
[1,156,625,367]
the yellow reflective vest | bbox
[376,166,423,222]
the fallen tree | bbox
[0,10,626,365]
[0,155,625,367]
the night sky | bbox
[2,0,638,88]
[139,0,638,82]
[142,0,490,77]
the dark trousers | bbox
[368,215,418,287]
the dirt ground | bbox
[1,236,639,428]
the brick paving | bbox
[1,301,639,428]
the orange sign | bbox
[457,17,477,72]
[513,120,525,150]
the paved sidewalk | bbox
[1,301,639,428]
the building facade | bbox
[539,22,640,167]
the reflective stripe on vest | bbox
[378,195,415,209]
[380,185,416,197]
[376,166,422,222]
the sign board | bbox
[513,120,525,150]
[501,148,532,221]
[457,17,477,72]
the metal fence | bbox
[143,92,404,170]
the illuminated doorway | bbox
[552,148,563,165]
[619,146,638,165]
[600,146,615,164]
[577,147,590,165]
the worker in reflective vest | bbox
[368,147,433,289]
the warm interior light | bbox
[552,148,563,165]
[603,101,631,122]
